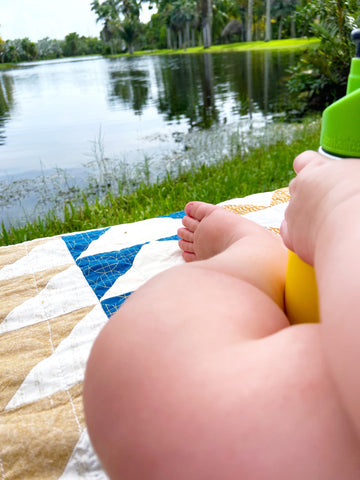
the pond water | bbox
[0,50,298,226]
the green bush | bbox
[287,0,360,114]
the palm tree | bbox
[247,0,253,42]
[201,0,212,48]
[265,0,271,41]
[119,18,141,53]
[161,0,197,49]
[91,0,142,53]
[272,0,297,40]
[91,0,119,53]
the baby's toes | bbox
[182,215,199,233]
[178,238,195,254]
[177,227,194,243]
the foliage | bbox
[1,0,310,59]
[141,0,305,50]
[0,36,5,63]
[119,18,142,53]
[61,32,104,57]
[0,35,105,63]
[141,12,168,49]
[91,0,143,53]
[287,0,360,114]
[37,37,63,59]
[271,0,297,39]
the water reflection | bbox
[109,59,150,115]
[0,74,15,145]
[152,50,292,129]
[105,50,294,132]
[0,51,297,163]
[0,50,298,226]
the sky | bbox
[0,0,154,42]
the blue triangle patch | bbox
[76,243,144,301]
[162,210,185,219]
[63,228,109,261]
[62,213,184,318]
[101,293,133,318]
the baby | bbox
[83,150,360,479]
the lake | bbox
[0,50,297,226]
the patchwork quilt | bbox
[0,188,289,479]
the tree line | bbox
[0,0,302,62]
[91,0,304,54]
[0,34,105,64]
[2,0,360,61]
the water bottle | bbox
[284,28,360,324]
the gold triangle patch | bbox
[0,238,56,272]
[223,203,268,215]
[0,306,95,412]
[0,265,72,323]
[0,244,27,271]
[0,383,85,480]
[270,187,290,205]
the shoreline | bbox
[0,116,321,246]
[110,38,320,58]
[0,38,319,70]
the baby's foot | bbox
[178,201,273,262]
[178,201,288,309]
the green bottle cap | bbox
[320,29,360,158]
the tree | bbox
[201,0,212,48]
[21,38,37,60]
[63,32,82,56]
[3,40,25,62]
[91,0,143,53]
[287,0,360,113]
[246,0,253,41]
[37,37,62,59]
[272,0,297,40]
[156,0,198,49]
[265,0,271,41]
[91,0,122,53]
[172,0,198,48]
[119,17,141,53]
[0,36,5,63]
[118,0,306,49]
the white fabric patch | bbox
[0,265,99,335]
[59,429,110,480]
[6,304,107,410]
[79,216,182,259]
[0,238,74,280]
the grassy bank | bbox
[0,38,319,70]
[0,63,19,70]
[0,117,321,246]
[112,38,319,58]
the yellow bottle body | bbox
[284,251,320,324]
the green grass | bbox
[112,38,320,58]
[0,62,20,70]
[0,117,321,246]
[0,38,319,70]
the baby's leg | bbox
[178,201,288,309]
[83,203,360,479]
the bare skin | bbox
[282,151,360,441]
[84,189,360,479]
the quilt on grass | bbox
[0,188,289,479]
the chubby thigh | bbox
[84,266,360,480]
